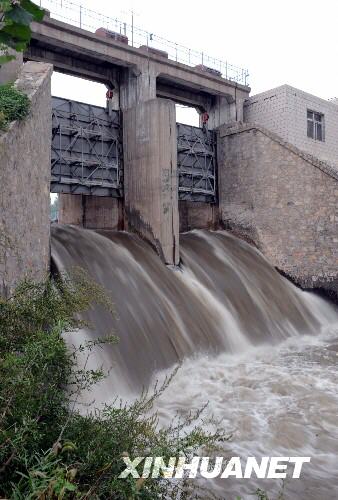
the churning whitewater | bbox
[51,225,338,499]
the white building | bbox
[244,84,338,168]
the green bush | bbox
[0,83,30,130]
[0,270,226,499]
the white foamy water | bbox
[151,323,338,499]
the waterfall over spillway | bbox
[51,225,338,498]
[51,224,337,396]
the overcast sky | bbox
[49,0,338,119]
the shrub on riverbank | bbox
[0,270,225,499]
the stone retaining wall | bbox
[217,122,338,297]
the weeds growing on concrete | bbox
[0,83,30,129]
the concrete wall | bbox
[0,62,52,297]
[244,85,338,168]
[179,201,218,232]
[217,122,338,295]
[123,98,179,265]
[58,194,123,230]
[58,194,83,226]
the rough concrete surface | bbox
[123,98,179,265]
[59,193,124,230]
[0,61,52,296]
[179,201,218,232]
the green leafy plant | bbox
[0,0,45,64]
[0,82,30,128]
[0,271,227,499]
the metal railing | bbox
[38,0,249,86]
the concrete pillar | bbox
[123,98,179,265]
[119,62,157,110]
[207,94,246,129]
[235,97,245,122]
[207,96,231,129]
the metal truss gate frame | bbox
[177,123,217,203]
[51,97,122,197]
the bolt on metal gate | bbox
[177,123,217,203]
[51,97,122,197]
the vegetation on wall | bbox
[0,82,29,128]
[0,270,226,499]
[0,0,44,64]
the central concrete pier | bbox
[123,98,179,264]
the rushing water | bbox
[51,224,338,499]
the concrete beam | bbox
[123,98,179,265]
[157,80,212,111]
[26,43,119,86]
[28,17,250,103]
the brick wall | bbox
[0,62,52,297]
[217,122,338,295]
[244,84,338,168]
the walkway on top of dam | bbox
[26,0,249,110]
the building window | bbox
[307,110,325,141]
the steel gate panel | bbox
[51,97,122,197]
[177,123,217,203]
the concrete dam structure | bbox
[0,10,337,300]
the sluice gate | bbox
[51,97,122,197]
[51,97,217,202]
[177,123,216,203]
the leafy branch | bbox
[0,0,44,64]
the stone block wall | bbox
[244,85,338,168]
[0,62,52,297]
[217,122,338,294]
